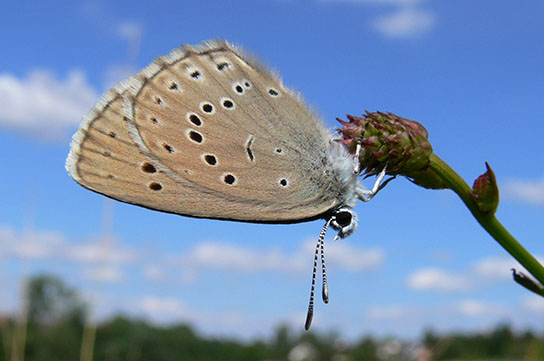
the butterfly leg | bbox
[356,167,396,202]
[330,137,362,174]
[353,143,362,174]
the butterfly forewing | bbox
[68,40,341,222]
[67,89,220,214]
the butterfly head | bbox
[330,207,357,240]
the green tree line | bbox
[1,275,543,361]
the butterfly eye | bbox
[330,208,358,239]
[334,210,352,228]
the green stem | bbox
[428,154,544,288]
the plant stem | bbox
[428,154,544,287]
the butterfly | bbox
[66,40,389,329]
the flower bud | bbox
[337,111,436,187]
[469,162,499,214]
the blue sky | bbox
[1,0,543,340]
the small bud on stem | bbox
[470,162,499,214]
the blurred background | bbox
[1,0,543,360]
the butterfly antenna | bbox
[320,226,329,304]
[305,218,332,331]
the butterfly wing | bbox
[67,40,346,222]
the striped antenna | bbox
[304,217,333,331]
[320,230,329,304]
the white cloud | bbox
[116,21,143,44]
[0,225,138,265]
[455,299,510,318]
[84,266,123,283]
[2,223,383,285]
[184,242,297,273]
[373,7,436,38]
[319,0,436,39]
[93,20,143,90]
[0,226,65,260]
[177,240,384,277]
[523,295,544,313]
[141,263,197,284]
[326,242,384,271]
[14,234,63,259]
[134,296,252,334]
[138,296,187,316]
[0,70,97,139]
[368,301,505,324]
[142,265,165,281]
[457,300,492,316]
[180,268,198,284]
[367,300,519,326]
[367,305,410,320]
[66,236,138,264]
[407,255,544,294]
[473,257,520,280]
[407,268,470,291]
[113,21,142,81]
[502,177,544,206]
[473,256,544,281]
